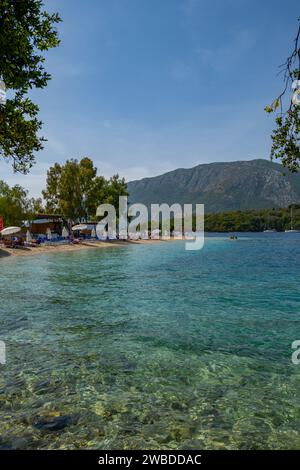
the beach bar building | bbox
[27,214,65,239]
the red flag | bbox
[0,217,4,232]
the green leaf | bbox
[265,105,274,113]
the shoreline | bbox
[0,238,172,258]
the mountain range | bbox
[127,159,300,213]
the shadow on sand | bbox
[0,246,32,257]
[0,248,11,258]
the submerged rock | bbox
[0,436,34,450]
[0,441,13,450]
[33,414,78,432]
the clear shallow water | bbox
[1,233,300,450]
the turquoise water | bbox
[1,234,300,449]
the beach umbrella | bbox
[62,227,69,238]
[72,224,88,231]
[0,226,21,236]
[26,230,33,242]
[46,228,52,240]
[91,226,96,238]
[151,229,160,239]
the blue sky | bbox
[1,0,299,196]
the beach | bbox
[0,238,164,258]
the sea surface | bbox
[1,233,300,450]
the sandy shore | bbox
[0,239,166,258]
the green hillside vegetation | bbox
[203,205,300,232]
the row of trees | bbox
[0,157,128,229]
[203,206,300,232]
[0,181,43,227]
[42,157,127,232]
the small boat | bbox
[263,229,277,233]
[229,233,238,240]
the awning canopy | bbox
[32,218,60,224]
